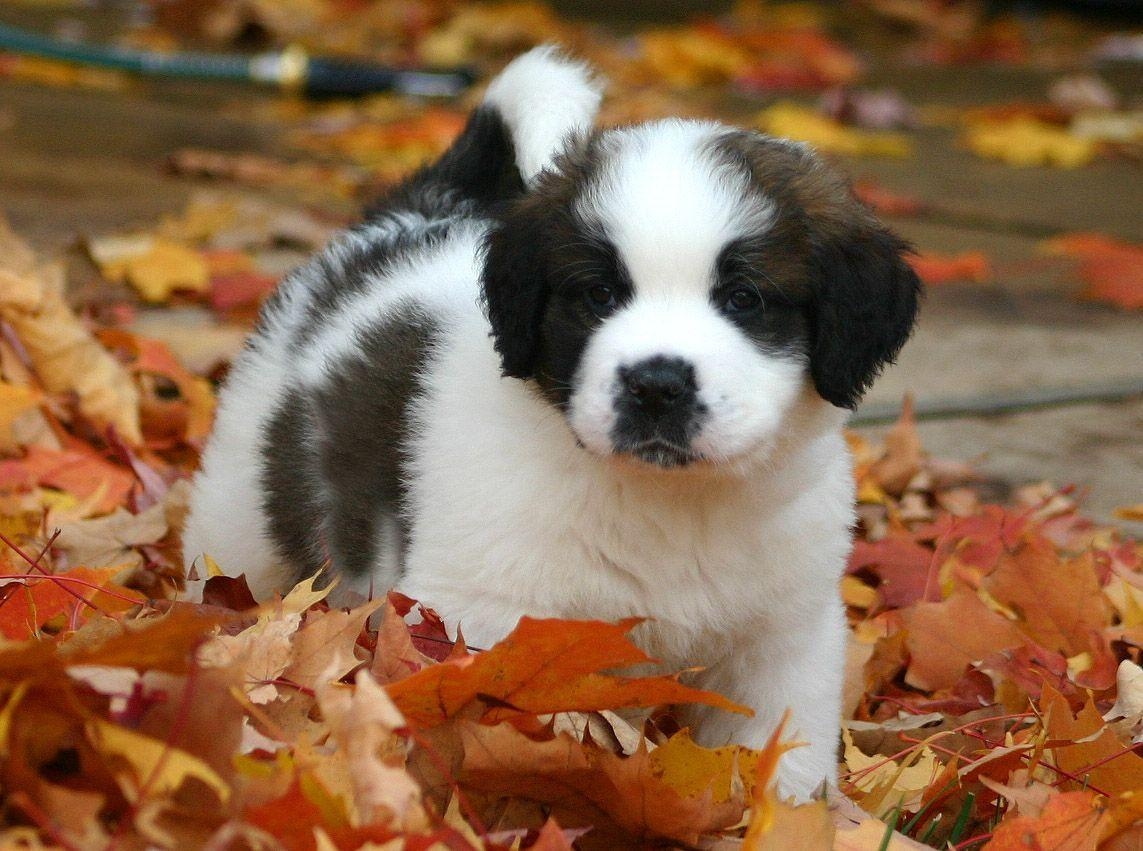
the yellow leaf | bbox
[756,103,911,158]
[1114,503,1143,522]
[841,576,879,610]
[965,117,1096,168]
[85,717,231,804]
[841,728,940,817]
[0,381,41,453]
[89,234,210,303]
[650,727,759,803]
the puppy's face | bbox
[483,120,920,471]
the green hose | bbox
[0,21,474,97]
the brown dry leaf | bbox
[197,574,335,703]
[283,598,385,692]
[370,598,435,685]
[52,501,169,569]
[1040,685,1143,798]
[867,396,923,496]
[316,669,426,830]
[984,790,1103,851]
[981,536,1111,669]
[0,217,141,444]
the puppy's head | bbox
[482,119,920,470]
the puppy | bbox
[183,46,920,800]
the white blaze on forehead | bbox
[579,121,775,297]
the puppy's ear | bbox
[808,227,921,409]
[481,200,551,379]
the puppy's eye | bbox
[585,284,618,317]
[723,287,763,314]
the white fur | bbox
[482,45,603,185]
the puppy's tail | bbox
[482,45,603,186]
[366,46,601,218]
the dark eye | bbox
[723,287,763,314]
[585,284,618,317]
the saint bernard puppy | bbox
[183,46,920,799]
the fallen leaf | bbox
[316,669,426,830]
[89,234,210,303]
[459,720,745,847]
[385,617,749,727]
[756,102,912,157]
[1042,232,1143,310]
[0,217,142,443]
[983,790,1103,851]
[908,250,992,285]
[902,588,1025,691]
[965,117,1097,168]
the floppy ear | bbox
[480,200,552,380]
[808,228,921,409]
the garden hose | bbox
[0,21,475,98]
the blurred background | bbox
[1,0,1140,524]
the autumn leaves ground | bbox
[1,1,1142,849]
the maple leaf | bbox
[0,564,144,640]
[984,790,1103,851]
[316,669,427,830]
[1039,685,1143,798]
[458,720,746,848]
[88,233,210,303]
[902,587,1025,691]
[386,617,749,727]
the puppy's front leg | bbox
[684,602,847,802]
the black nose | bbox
[621,357,697,413]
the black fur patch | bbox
[481,137,611,402]
[308,304,439,583]
[258,104,522,582]
[366,105,525,220]
[261,389,326,579]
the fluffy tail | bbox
[482,45,603,186]
[367,46,602,219]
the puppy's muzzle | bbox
[610,356,705,466]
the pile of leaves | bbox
[1,201,1143,849]
[2,1,1143,847]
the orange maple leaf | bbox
[386,617,750,726]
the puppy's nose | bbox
[621,357,697,413]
